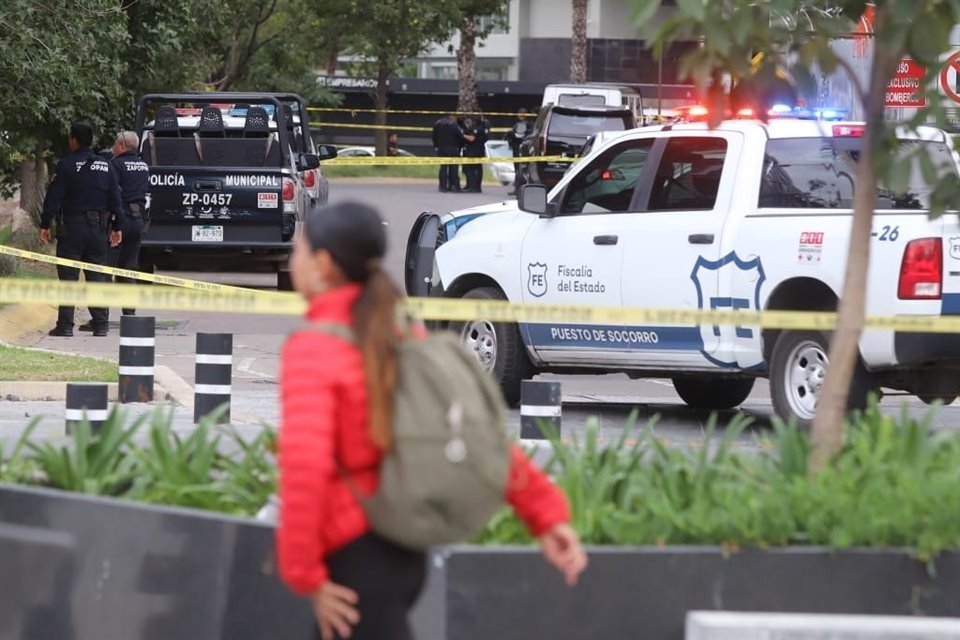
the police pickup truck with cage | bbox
[134,92,337,289]
[405,115,960,425]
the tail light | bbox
[304,169,317,189]
[898,238,942,299]
[282,178,296,213]
[282,178,295,201]
[833,124,865,137]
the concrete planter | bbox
[2,484,958,640]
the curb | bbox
[0,365,193,405]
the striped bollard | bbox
[520,380,561,440]
[194,333,232,424]
[65,383,108,434]
[118,316,155,403]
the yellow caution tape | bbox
[308,107,530,118]
[326,155,574,166]
[0,245,255,293]
[1,277,958,333]
[313,121,510,134]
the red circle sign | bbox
[940,50,960,103]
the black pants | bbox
[464,157,483,191]
[55,219,110,330]
[108,216,144,314]
[437,146,461,191]
[314,533,426,640]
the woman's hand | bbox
[537,523,588,586]
[310,580,360,640]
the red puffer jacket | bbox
[277,283,571,595]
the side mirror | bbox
[518,184,550,217]
[299,153,320,170]
[317,144,338,161]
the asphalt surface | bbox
[2,177,958,450]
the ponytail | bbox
[353,268,402,450]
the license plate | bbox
[191,225,223,242]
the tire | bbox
[671,376,755,410]
[277,269,293,291]
[769,330,872,428]
[919,394,959,406]
[449,286,533,407]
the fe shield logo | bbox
[527,262,548,297]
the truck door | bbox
[619,132,749,368]
[519,138,655,366]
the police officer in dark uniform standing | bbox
[80,130,149,327]
[460,114,488,193]
[431,113,463,192]
[39,121,124,337]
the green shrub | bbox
[4,399,957,560]
[478,402,960,559]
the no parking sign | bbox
[940,50,960,104]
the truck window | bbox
[559,139,654,214]
[647,137,728,211]
[549,112,630,138]
[557,94,607,107]
[759,137,958,210]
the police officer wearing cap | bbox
[39,121,124,337]
[80,131,149,328]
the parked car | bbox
[517,104,635,189]
[484,140,515,186]
[336,146,416,157]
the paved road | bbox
[3,178,958,449]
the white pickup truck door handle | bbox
[688,233,715,245]
[593,234,619,246]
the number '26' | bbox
[877,225,900,241]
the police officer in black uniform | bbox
[39,121,124,337]
[431,114,463,192]
[80,131,149,327]
[461,114,488,193]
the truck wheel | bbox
[769,330,872,428]
[449,286,533,407]
[671,376,755,410]
[918,394,959,406]
[277,270,293,291]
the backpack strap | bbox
[296,321,356,343]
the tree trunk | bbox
[570,0,588,83]
[19,151,47,228]
[325,42,339,76]
[807,25,900,474]
[373,59,390,156]
[457,16,478,114]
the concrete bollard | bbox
[194,333,232,424]
[118,316,156,403]
[520,380,561,440]
[65,383,108,434]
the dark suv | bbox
[518,104,635,189]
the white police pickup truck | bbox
[405,118,960,425]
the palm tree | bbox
[570,0,588,83]
[457,16,479,113]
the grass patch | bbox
[0,222,56,281]
[0,344,117,382]
[324,163,440,180]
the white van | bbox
[542,83,644,123]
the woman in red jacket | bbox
[277,201,587,640]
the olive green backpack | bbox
[302,323,511,550]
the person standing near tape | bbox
[461,113,489,193]
[431,114,462,193]
[80,131,149,329]
[39,121,124,337]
